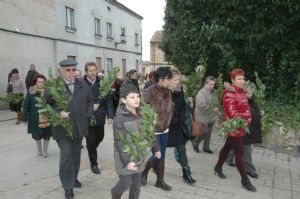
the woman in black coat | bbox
[167,69,196,184]
[227,84,262,179]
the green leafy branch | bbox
[98,67,120,102]
[217,118,249,139]
[118,99,157,165]
[182,66,206,98]
[90,67,120,126]
[0,92,23,104]
[36,68,73,137]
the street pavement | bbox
[0,109,300,199]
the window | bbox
[107,22,113,40]
[135,59,139,71]
[122,59,126,78]
[106,58,113,71]
[95,18,102,38]
[96,57,102,72]
[121,28,126,43]
[135,33,139,46]
[65,7,76,32]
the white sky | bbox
[117,0,165,61]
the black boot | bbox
[155,160,171,191]
[214,164,226,179]
[182,167,196,184]
[141,159,152,185]
[241,178,256,192]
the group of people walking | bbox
[6,61,262,198]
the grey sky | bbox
[117,0,165,61]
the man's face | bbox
[86,65,97,80]
[75,70,82,79]
[60,66,76,81]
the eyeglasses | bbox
[65,68,76,72]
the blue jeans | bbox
[151,132,169,165]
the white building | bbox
[0,0,143,102]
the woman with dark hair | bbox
[22,74,52,157]
[214,68,256,192]
[8,68,26,124]
[141,67,173,191]
[123,69,140,94]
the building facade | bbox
[144,30,173,75]
[0,0,143,103]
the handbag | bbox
[190,113,203,137]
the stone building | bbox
[0,0,143,104]
[144,30,173,75]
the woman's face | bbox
[232,75,245,88]
[205,80,216,91]
[36,78,45,89]
[169,74,181,90]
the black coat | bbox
[45,78,93,140]
[83,75,114,126]
[168,89,189,147]
[243,96,263,145]
[122,78,140,95]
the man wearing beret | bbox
[45,59,92,199]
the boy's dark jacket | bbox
[113,104,146,175]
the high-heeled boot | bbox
[155,160,171,191]
[182,167,196,184]
[241,178,256,192]
[214,164,226,179]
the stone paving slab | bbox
[0,112,300,199]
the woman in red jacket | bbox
[214,68,256,192]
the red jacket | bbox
[223,85,251,137]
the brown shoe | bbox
[15,120,21,125]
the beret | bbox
[59,59,78,67]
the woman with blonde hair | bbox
[167,68,196,184]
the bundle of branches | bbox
[90,67,120,125]
[98,67,120,102]
[217,118,249,139]
[118,100,157,165]
[36,68,73,137]
[0,92,23,104]
[182,66,206,98]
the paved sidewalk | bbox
[0,109,300,199]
